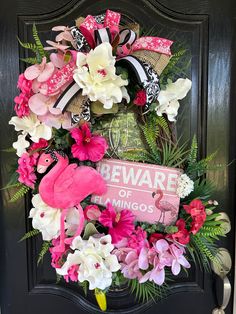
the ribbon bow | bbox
[80,10,121,48]
[51,10,173,118]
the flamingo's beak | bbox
[37,165,48,173]
[152,192,156,198]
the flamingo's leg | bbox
[162,211,166,224]
[64,204,85,245]
[52,208,69,253]
[158,210,163,223]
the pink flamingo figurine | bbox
[152,189,177,224]
[37,149,106,252]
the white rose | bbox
[73,42,129,109]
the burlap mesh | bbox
[132,50,171,76]
[67,93,88,114]
[76,17,85,28]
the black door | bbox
[0,0,235,313]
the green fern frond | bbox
[186,151,217,179]
[56,274,62,284]
[187,135,198,167]
[188,234,220,272]
[0,182,21,191]
[20,57,38,64]
[32,24,45,58]
[17,37,37,52]
[1,147,16,153]
[122,149,156,164]
[9,184,30,202]
[141,118,160,158]
[199,225,225,238]
[128,279,168,303]
[37,241,51,265]
[19,229,40,242]
[160,48,187,86]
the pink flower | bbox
[50,238,70,269]
[44,40,70,52]
[52,26,74,43]
[99,203,135,244]
[29,139,48,152]
[14,93,30,117]
[84,205,101,221]
[169,244,190,275]
[64,265,79,283]
[17,152,38,188]
[70,123,108,162]
[133,90,146,106]
[24,57,55,82]
[39,111,73,130]
[17,74,32,93]
[127,227,149,254]
[139,240,173,285]
[28,93,61,116]
[166,218,190,245]
[120,250,143,280]
[183,199,206,234]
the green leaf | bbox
[9,184,30,202]
[161,139,188,168]
[37,241,51,265]
[79,281,88,296]
[32,23,46,59]
[83,223,99,240]
[17,37,37,52]
[20,57,38,64]
[121,149,156,164]
[128,278,169,303]
[1,147,16,153]
[19,229,40,242]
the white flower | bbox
[13,133,30,156]
[29,194,79,241]
[9,113,52,142]
[156,78,192,121]
[57,234,120,290]
[73,42,129,109]
[176,174,194,198]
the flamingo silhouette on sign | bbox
[152,189,178,224]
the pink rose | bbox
[133,90,146,106]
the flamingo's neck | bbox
[155,190,163,203]
[39,155,69,207]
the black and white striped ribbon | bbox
[117,29,137,56]
[117,55,160,105]
[94,28,112,46]
[53,82,81,113]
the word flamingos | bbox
[37,149,107,252]
[152,189,177,224]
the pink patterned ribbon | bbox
[80,9,120,48]
[40,61,76,95]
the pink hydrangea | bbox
[17,73,32,94]
[127,226,149,254]
[14,93,30,118]
[16,152,38,188]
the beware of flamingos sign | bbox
[91,159,182,225]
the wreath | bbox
[5,9,231,312]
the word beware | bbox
[91,159,182,224]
